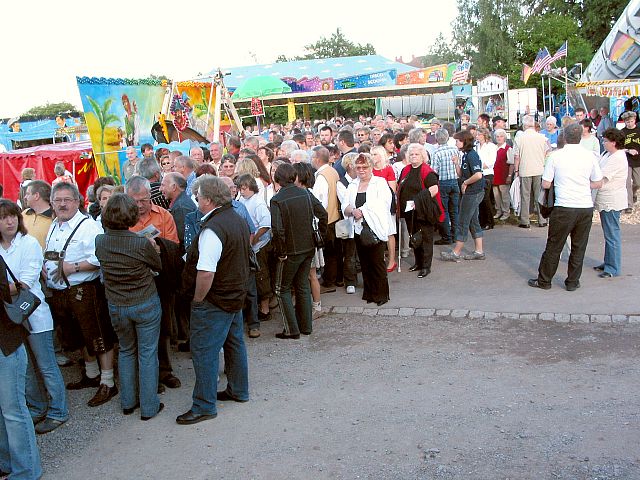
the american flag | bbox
[550,41,568,63]
[451,60,471,84]
[532,48,553,74]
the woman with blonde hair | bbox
[370,146,398,272]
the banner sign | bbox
[76,77,168,182]
[250,98,264,116]
[334,70,397,90]
[396,64,449,85]
[174,81,217,139]
[282,76,334,93]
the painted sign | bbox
[396,64,450,85]
[174,81,217,139]
[76,77,167,181]
[282,76,334,93]
[334,70,397,90]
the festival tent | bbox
[0,141,97,201]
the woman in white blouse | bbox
[343,154,391,306]
[0,200,68,434]
[476,128,497,229]
[594,129,629,278]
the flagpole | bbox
[548,75,552,117]
[564,41,569,114]
[541,74,546,118]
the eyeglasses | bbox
[161,162,172,166]
[52,198,77,204]
[355,165,370,170]
[134,197,151,204]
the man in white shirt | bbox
[45,182,117,407]
[528,123,603,291]
[312,147,341,293]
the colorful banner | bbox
[334,70,397,90]
[76,77,168,182]
[174,81,217,139]
[282,76,334,93]
[610,32,636,62]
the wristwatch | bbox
[74,262,80,273]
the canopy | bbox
[232,76,292,100]
[0,141,97,201]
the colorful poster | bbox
[282,76,334,93]
[174,81,217,139]
[76,77,168,182]
[396,64,448,85]
[334,70,397,90]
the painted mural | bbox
[173,81,217,139]
[76,77,168,181]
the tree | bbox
[23,102,79,117]
[276,28,376,62]
[423,33,463,66]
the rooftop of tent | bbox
[200,55,419,88]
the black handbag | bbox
[538,182,555,219]
[3,264,40,328]
[359,221,381,247]
[409,230,423,249]
[306,192,325,249]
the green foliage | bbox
[424,33,463,66]
[23,102,79,117]
[146,73,170,81]
[276,28,376,62]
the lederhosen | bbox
[45,218,116,356]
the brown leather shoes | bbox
[87,384,118,407]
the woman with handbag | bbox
[441,130,486,262]
[0,200,68,436]
[270,163,327,339]
[343,154,391,306]
[398,144,444,278]
[0,234,43,480]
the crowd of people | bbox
[0,106,635,478]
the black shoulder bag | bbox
[3,263,41,329]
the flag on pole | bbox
[451,60,471,84]
[533,48,553,73]
[530,49,545,74]
[550,41,568,63]
[521,64,532,84]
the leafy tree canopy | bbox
[277,28,376,62]
[23,102,79,117]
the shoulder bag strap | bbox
[59,216,89,288]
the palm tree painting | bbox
[85,96,121,179]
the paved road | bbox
[323,224,640,315]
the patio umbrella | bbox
[232,76,292,100]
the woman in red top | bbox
[492,129,514,221]
[371,146,397,272]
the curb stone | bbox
[325,307,634,324]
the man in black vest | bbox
[176,176,250,425]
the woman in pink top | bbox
[371,146,398,272]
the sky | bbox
[1,0,458,118]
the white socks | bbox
[313,301,322,312]
[101,369,115,388]
[85,360,100,379]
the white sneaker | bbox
[312,309,325,320]
[346,285,356,294]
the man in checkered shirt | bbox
[430,128,460,245]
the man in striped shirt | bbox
[430,129,460,245]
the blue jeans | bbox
[600,209,622,276]
[190,301,248,415]
[0,345,42,480]
[439,180,460,241]
[108,296,161,418]
[455,191,484,243]
[275,252,313,336]
[25,330,68,422]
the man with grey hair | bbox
[244,135,260,152]
[126,176,181,391]
[528,123,603,291]
[278,139,299,159]
[430,128,460,244]
[208,142,223,170]
[122,146,140,181]
[190,146,204,165]
[290,149,310,164]
[513,115,550,228]
[177,175,250,425]
[174,155,197,196]
[426,118,441,144]
[160,172,195,252]
[137,158,169,209]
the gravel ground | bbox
[38,313,640,480]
